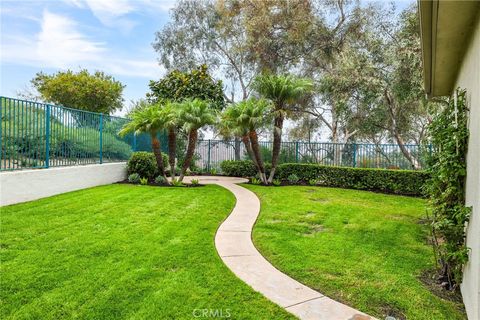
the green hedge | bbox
[220,161,429,196]
[220,160,271,177]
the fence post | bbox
[207,139,211,171]
[352,143,357,168]
[99,114,103,164]
[295,141,299,162]
[45,105,50,168]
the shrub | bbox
[190,179,200,186]
[171,179,184,187]
[221,160,257,177]
[127,152,157,179]
[220,160,271,177]
[221,161,429,196]
[272,179,281,186]
[140,177,148,185]
[276,163,428,196]
[308,179,319,186]
[250,177,262,185]
[128,173,141,184]
[155,175,168,185]
[287,173,300,184]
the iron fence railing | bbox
[193,139,431,171]
[0,96,161,171]
[1,96,430,172]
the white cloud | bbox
[1,10,163,79]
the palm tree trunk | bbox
[268,114,284,183]
[168,127,177,179]
[242,135,258,168]
[249,130,267,184]
[234,137,241,161]
[179,129,198,182]
[151,133,168,181]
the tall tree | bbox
[32,69,124,114]
[253,74,313,183]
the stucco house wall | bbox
[456,15,480,320]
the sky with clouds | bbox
[1,0,414,117]
[1,0,175,115]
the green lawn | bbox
[0,184,293,320]
[246,185,466,320]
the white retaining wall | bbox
[0,163,127,206]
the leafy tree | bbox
[148,65,225,111]
[119,104,168,181]
[32,69,124,114]
[177,99,217,181]
[253,74,313,183]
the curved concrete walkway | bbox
[183,176,375,320]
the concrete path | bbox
[183,176,375,320]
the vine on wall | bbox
[426,88,471,290]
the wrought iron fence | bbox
[193,139,431,171]
[0,96,153,171]
[1,96,429,171]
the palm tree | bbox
[222,99,271,184]
[160,101,180,180]
[119,103,168,181]
[253,74,313,183]
[177,99,216,182]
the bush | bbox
[127,152,158,179]
[287,173,299,184]
[155,175,167,185]
[221,161,429,196]
[220,160,271,177]
[190,179,200,186]
[276,163,428,196]
[140,177,148,185]
[128,173,141,184]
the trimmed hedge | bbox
[220,160,271,177]
[220,161,429,196]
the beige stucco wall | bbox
[0,163,127,206]
[456,14,480,320]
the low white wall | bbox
[456,15,480,320]
[0,163,127,206]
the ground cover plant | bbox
[1,184,293,320]
[247,185,466,320]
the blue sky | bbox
[1,0,414,116]
[1,0,175,115]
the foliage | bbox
[250,177,261,185]
[140,177,148,185]
[220,160,271,177]
[32,69,124,114]
[308,179,319,186]
[155,175,168,185]
[128,173,141,184]
[190,179,200,186]
[287,174,300,184]
[171,179,185,187]
[222,161,428,196]
[127,152,158,179]
[148,65,225,110]
[425,89,471,289]
[248,185,465,319]
[272,179,281,186]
